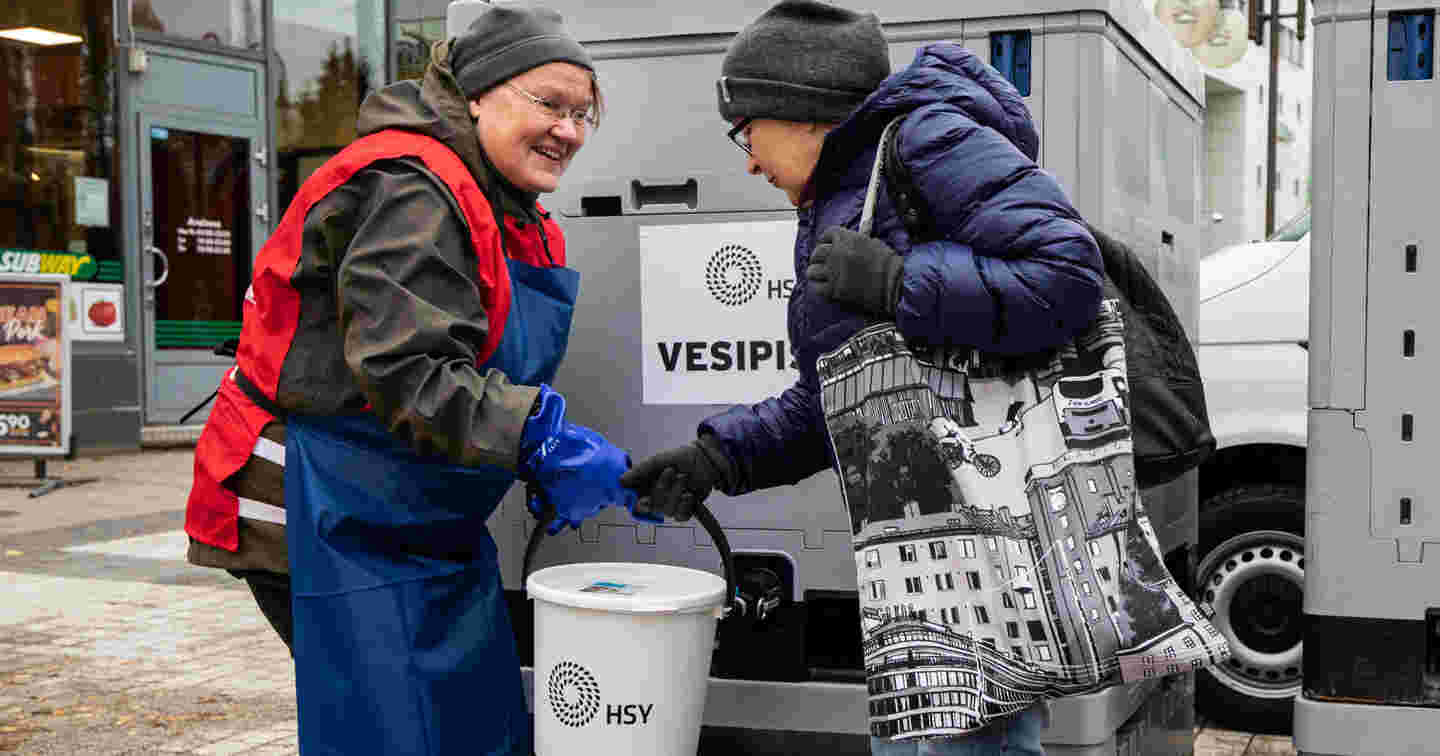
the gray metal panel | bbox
[1295,695,1440,755]
[72,408,143,454]
[1305,408,1440,620]
[1305,11,1336,407]
[70,349,142,454]
[71,350,141,413]
[1042,16,1089,210]
[1307,8,1372,411]
[1113,50,1152,203]
[1358,0,1440,556]
[1304,3,1440,623]
[537,0,1203,105]
[518,667,1155,745]
[1165,98,1199,228]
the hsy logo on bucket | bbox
[546,660,655,728]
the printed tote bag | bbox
[818,117,1232,742]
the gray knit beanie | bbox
[450,2,593,99]
[717,0,889,123]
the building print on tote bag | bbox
[818,300,1229,741]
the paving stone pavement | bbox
[0,449,1298,755]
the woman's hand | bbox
[806,227,904,317]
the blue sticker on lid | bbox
[581,580,645,595]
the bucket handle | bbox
[521,485,738,617]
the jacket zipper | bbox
[534,215,557,267]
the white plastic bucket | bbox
[528,562,726,756]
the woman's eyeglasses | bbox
[506,82,597,128]
[728,118,754,155]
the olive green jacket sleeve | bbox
[332,159,538,471]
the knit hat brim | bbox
[716,1,889,126]
[717,76,871,123]
[455,35,593,99]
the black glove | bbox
[619,435,734,522]
[806,226,905,317]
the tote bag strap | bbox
[858,115,907,237]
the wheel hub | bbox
[1195,530,1305,699]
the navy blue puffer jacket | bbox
[701,43,1103,495]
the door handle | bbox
[145,245,170,288]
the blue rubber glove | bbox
[519,385,638,534]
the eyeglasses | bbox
[506,82,597,128]
[727,118,754,155]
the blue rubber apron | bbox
[287,258,579,756]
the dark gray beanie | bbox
[718,0,889,123]
[450,3,593,99]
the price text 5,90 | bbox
[0,414,33,437]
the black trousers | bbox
[233,569,294,654]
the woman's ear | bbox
[468,99,483,121]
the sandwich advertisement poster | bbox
[0,275,70,454]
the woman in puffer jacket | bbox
[620,2,1103,753]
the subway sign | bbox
[0,250,99,280]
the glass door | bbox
[124,40,267,426]
[138,110,265,423]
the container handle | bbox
[521,485,738,617]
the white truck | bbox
[1195,209,1311,732]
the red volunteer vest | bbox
[185,129,565,552]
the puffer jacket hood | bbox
[823,43,1039,170]
[356,41,538,220]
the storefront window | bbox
[392,0,450,82]
[273,0,385,214]
[130,0,263,52]
[1,0,122,281]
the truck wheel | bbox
[1194,484,1305,735]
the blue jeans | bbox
[869,704,1046,755]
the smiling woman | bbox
[470,63,597,194]
[181,5,629,754]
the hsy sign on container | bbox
[640,221,799,405]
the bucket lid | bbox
[527,562,727,615]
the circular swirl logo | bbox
[547,660,602,728]
[705,244,764,307]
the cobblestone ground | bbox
[1,574,297,755]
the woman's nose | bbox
[551,117,583,145]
